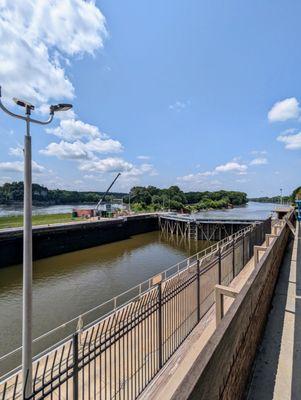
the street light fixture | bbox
[50,103,73,113]
[0,86,72,397]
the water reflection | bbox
[0,231,212,359]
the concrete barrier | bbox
[170,214,293,400]
[0,214,158,268]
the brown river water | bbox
[0,231,211,363]
[0,201,276,373]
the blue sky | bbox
[0,0,301,196]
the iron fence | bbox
[0,218,271,400]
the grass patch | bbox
[0,213,78,229]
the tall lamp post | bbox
[0,86,72,396]
[280,188,283,205]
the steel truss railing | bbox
[0,218,271,400]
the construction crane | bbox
[95,172,121,214]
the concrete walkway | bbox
[247,222,301,400]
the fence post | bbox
[157,282,163,369]
[218,244,222,284]
[73,332,79,400]
[242,233,245,266]
[232,238,235,279]
[196,260,200,322]
[217,245,224,314]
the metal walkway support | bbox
[159,215,260,242]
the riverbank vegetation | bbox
[126,186,247,212]
[0,182,126,205]
[249,186,301,204]
[0,182,247,213]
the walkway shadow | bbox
[291,222,301,399]
[246,236,294,400]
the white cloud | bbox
[9,146,23,157]
[177,170,216,183]
[0,0,107,104]
[249,157,268,165]
[0,160,45,173]
[137,155,150,160]
[215,162,247,173]
[40,136,123,160]
[251,150,267,156]
[169,100,189,111]
[85,138,123,153]
[268,97,300,122]
[46,119,104,141]
[79,158,133,173]
[40,141,90,160]
[177,161,247,185]
[78,158,157,182]
[277,132,301,150]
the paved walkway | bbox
[247,222,301,400]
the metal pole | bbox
[129,192,131,213]
[280,188,283,205]
[157,282,163,369]
[196,260,200,322]
[73,333,79,400]
[23,115,32,396]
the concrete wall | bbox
[171,218,292,400]
[0,214,158,268]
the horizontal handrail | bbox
[0,219,268,384]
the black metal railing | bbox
[0,218,271,400]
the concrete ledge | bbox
[0,213,159,267]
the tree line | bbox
[0,182,126,205]
[125,185,247,211]
[249,186,301,204]
[0,182,248,211]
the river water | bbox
[0,201,276,366]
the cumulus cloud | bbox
[85,138,123,153]
[40,141,90,160]
[46,119,105,141]
[78,157,158,182]
[40,136,123,160]
[79,158,133,173]
[249,157,268,165]
[0,160,45,173]
[215,162,247,173]
[277,132,301,150]
[268,97,300,122]
[0,0,106,104]
[177,160,248,186]
[137,155,150,160]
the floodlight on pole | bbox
[0,86,72,397]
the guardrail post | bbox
[215,285,239,326]
[73,332,79,400]
[196,260,200,322]
[157,282,163,369]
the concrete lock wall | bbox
[172,218,293,400]
[0,214,159,268]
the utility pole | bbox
[280,188,283,205]
[0,86,72,397]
